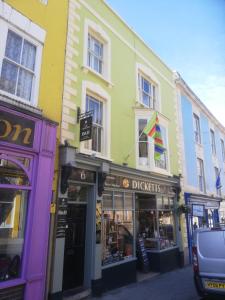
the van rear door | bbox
[197,230,225,277]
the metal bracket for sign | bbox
[77,108,94,123]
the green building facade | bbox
[50,1,184,299]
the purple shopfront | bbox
[0,101,57,300]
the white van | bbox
[192,228,225,297]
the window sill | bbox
[81,65,114,88]
[0,90,41,114]
[102,257,137,270]
[80,148,113,162]
[133,101,151,110]
[146,245,178,253]
[137,164,172,177]
[0,278,26,289]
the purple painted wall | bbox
[0,103,57,300]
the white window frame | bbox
[221,139,225,162]
[83,19,111,83]
[193,113,201,144]
[136,63,161,112]
[135,110,170,175]
[210,129,216,156]
[88,33,103,75]
[197,158,206,193]
[214,166,221,196]
[0,2,45,106]
[80,81,111,160]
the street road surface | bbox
[91,266,224,300]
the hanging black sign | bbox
[80,115,92,141]
[0,110,35,148]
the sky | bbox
[106,0,225,126]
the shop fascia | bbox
[104,174,176,196]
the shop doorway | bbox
[62,185,88,292]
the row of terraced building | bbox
[0,1,224,299]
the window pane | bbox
[139,119,147,141]
[143,79,150,94]
[22,41,36,71]
[5,31,22,64]
[139,142,148,158]
[124,193,133,209]
[97,127,102,153]
[142,93,150,106]
[0,60,18,94]
[114,192,123,209]
[102,210,133,266]
[158,211,176,249]
[0,159,30,186]
[137,210,158,249]
[92,125,97,152]
[138,197,156,210]
[94,42,101,56]
[94,57,99,73]
[67,185,88,203]
[0,190,28,282]
[102,191,113,209]
[89,99,98,123]
[86,95,103,153]
[16,68,33,101]
[99,102,103,125]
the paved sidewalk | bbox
[91,266,199,300]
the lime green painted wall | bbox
[67,0,179,175]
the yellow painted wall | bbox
[5,0,68,191]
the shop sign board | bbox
[192,204,204,217]
[69,168,95,184]
[104,175,176,195]
[0,110,35,147]
[80,115,92,141]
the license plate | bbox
[205,281,225,289]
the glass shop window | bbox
[102,191,134,266]
[0,189,28,282]
[0,156,30,282]
[136,194,176,251]
[158,211,176,250]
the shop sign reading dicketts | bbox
[0,110,35,147]
[104,175,175,195]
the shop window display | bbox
[0,157,30,282]
[102,192,134,266]
[0,189,28,281]
[136,195,176,250]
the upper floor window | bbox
[137,117,168,171]
[85,94,103,153]
[193,113,201,144]
[215,167,221,196]
[0,30,37,102]
[138,73,156,109]
[88,34,103,75]
[221,139,225,162]
[210,129,216,155]
[84,20,111,82]
[197,158,206,193]
[138,119,149,166]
